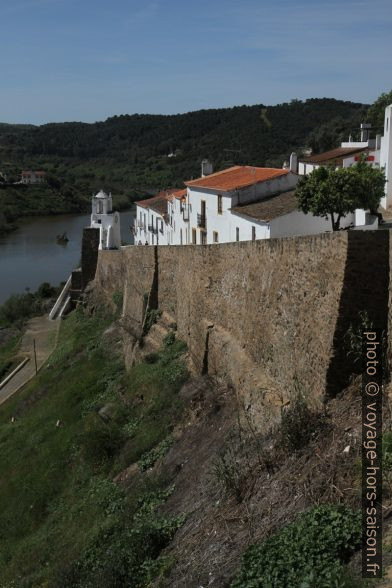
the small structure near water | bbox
[49,190,121,319]
[90,190,121,250]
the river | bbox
[0,208,135,304]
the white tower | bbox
[90,190,121,250]
[380,105,392,209]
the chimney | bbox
[289,152,298,173]
[201,159,213,177]
[360,123,372,143]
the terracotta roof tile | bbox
[185,166,290,192]
[231,190,298,222]
[299,147,368,165]
[136,191,175,216]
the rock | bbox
[98,404,116,422]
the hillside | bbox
[0,98,367,230]
[2,227,392,585]
[0,306,374,587]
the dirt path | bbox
[0,316,59,406]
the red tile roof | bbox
[231,190,298,222]
[170,188,187,199]
[21,170,46,175]
[299,147,368,165]
[185,166,290,192]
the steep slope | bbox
[0,303,382,587]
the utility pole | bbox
[33,339,38,374]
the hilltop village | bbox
[125,104,392,247]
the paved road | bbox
[0,316,59,406]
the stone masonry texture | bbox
[93,231,390,429]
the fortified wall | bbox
[91,231,390,429]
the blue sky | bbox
[1,0,391,124]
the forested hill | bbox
[0,98,367,195]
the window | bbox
[217,194,223,214]
[213,231,219,243]
[180,229,183,245]
[252,226,256,241]
[97,201,103,214]
[236,227,239,242]
[192,228,197,244]
[201,231,207,245]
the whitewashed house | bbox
[380,105,392,209]
[134,190,185,245]
[90,190,121,250]
[297,122,382,177]
[21,170,46,184]
[184,165,298,244]
[134,110,392,248]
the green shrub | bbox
[345,310,374,365]
[112,290,123,314]
[54,486,184,587]
[36,281,56,298]
[143,308,162,334]
[280,393,314,451]
[231,504,361,587]
[144,352,160,364]
[80,413,125,466]
[164,331,176,347]
[138,435,175,471]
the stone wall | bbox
[94,231,390,428]
[70,227,100,303]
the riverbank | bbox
[0,209,135,303]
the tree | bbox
[366,90,392,129]
[351,159,386,214]
[295,163,385,231]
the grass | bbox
[0,307,188,587]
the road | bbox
[0,315,59,406]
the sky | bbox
[0,0,391,124]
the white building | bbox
[21,170,46,184]
[90,190,121,250]
[297,145,381,176]
[134,109,392,248]
[134,190,182,245]
[135,165,303,245]
[296,106,392,210]
[183,166,298,244]
[380,105,392,209]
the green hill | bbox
[0,97,370,233]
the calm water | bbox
[0,208,135,304]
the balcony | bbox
[197,214,206,229]
[148,224,158,234]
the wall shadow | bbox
[325,230,389,397]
